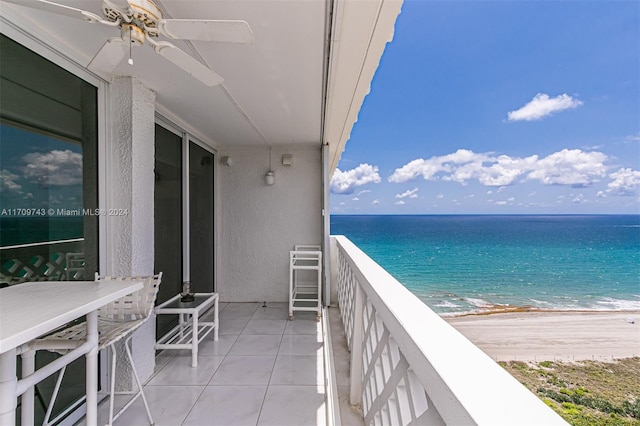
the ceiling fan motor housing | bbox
[128,0,162,27]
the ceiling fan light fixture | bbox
[121,24,145,45]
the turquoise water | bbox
[331,215,640,315]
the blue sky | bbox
[330,0,640,215]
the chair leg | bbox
[107,337,154,425]
[124,335,154,425]
[43,365,66,426]
[108,345,117,426]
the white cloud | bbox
[372,199,380,205]
[389,148,608,188]
[395,187,419,199]
[330,163,381,194]
[507,93,583,122]
[0,170,22,192]
[624,133,640,143]
[597,191,606,198]
[352,197,360,201]
[572,194,587,204]
[395,200,405,205]
[437,193,444,199]
[358,189,372,195]
[389,149,491,184]
[606,168,640,196]
[339,202,346,206]
[496,201,507,205]
[486,190,493,195]
[526,149,607,186]
[23,150,83,186]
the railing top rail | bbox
[0,238,85,251]
[332,235,567,426]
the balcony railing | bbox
[0,238,86,285]
[330,235,567,426]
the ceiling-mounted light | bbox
[265,147,275,186]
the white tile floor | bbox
[97,302,327,426]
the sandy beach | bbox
[445,310,640,362]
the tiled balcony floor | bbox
[98,302,327,426]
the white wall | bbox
[218,146,323,302]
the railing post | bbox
[349,283,364,405]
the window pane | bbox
[0,34,98,424]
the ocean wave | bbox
[591,297,640,310]
[528,298,552,306]
[433,300,460,308]
[463,297,493,308]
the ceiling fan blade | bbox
[154,42,224,86]
[157,19,254,44]
[1,0,103,22]
[88,38,127,75]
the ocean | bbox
[330,215,640,316]
[0,217,83,247]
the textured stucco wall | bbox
[109,77,156,277]
[218,146,323,302]
[108,77,157,387]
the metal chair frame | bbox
[32,273,162,426]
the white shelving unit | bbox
[288,245,323,321]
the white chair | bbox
[34,273,162,426]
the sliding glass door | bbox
[154,128,215,338]
[189,142,215,294]
[154,125,184,338]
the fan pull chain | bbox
[127,26,133,65]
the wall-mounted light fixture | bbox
[264,147,275,186]
[282,154,293,166]
[221,156,233,166]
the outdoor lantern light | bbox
[264,171,275,186]
[265,147,275,186]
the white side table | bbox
[154,293,218,367]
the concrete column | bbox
[108,77,156,387]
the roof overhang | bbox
[323,0,403,174]
[0,0,402,166]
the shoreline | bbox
[444,310,640,362]
[441,306,640,318]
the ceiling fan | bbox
[2,0,255,86]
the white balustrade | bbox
[332,235,568,426]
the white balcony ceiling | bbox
[1,0,402,170]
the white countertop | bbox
[0,280,143,353]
